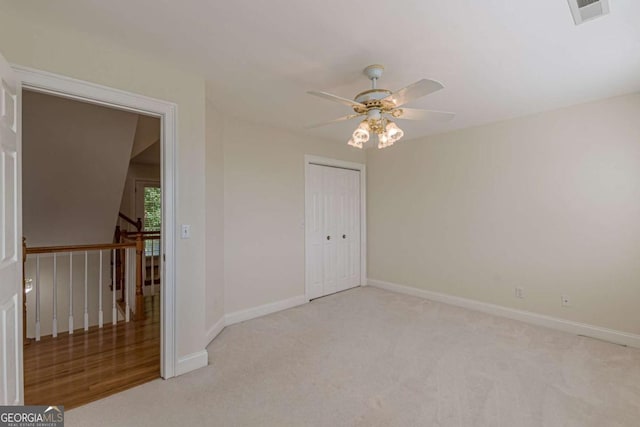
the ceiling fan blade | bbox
[391,108,455,122]
[307,91,365,109]
[383,79,444,107]
[305,113,363,129]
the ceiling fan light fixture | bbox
[347,137,363,149]
[352,120,370,143]
[306,64,454,150]
[367,109,382,121]
[378,132,393,149]
[385,120,404,143]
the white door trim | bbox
[304,155,367,302]
[13,65,177,379]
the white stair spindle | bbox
[69,252,74,334]
[52,253,58,338]
[98,250,103,328]
[84,251,89,331]
[35,255,41,341]
[151,240,155,296]
[112,249,117,325]
[125,248,130,322]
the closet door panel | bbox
[336,169,350,292]
[347,170,361,288]
[307,164,361,299]
[322,166,338,296]
[306,165,325,299]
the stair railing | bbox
[118,212,142,232]
[119,230,161,320]
[114,212,142,295]
[23,239,136,341]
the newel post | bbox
[135,233,145,319]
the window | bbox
[143,186,161,256]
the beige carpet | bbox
[66,286,640,426]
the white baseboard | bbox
[368,278,640,349]
[176,350,209,376]
[225,295,308,326]
[205,316,226,347]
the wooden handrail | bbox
[118,212,142,232]
[120,231,161,241]
[121,231,161,236]
[25,242,135,255]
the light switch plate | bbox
[181,224,191,239]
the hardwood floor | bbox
[24,295,160,409]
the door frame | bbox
[304,155,367,302]
[14,65,178,379]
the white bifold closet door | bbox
[307,164,360,300]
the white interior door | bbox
[349,169,361,288]
[322,166,338,296]
[0,52,23,405]
[336,168,360,292]
[306,165,324,300]
[306,164,361,300]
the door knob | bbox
[326,236,331,240]
[342,234,346,239]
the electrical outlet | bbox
[561,295,570,307]
[515,287,525,299]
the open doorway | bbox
[21,89,162,408]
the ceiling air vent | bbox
[567,0,610,25]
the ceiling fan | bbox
[307,64,455,149]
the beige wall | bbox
[367,93,640,334]
[221,116,366,313]
[0,6,207,362]
[205,103,225,331]
[7,0,639,364]
[130,116,160,158]
[23,90,137,247]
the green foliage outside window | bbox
[144,187,161,256]
[144,187,161,231]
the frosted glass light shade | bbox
[386,121,404,143]
[352,121,370,143]
[378,132,392,149]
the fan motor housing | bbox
[354,88,391,103]
[353,89,396,114]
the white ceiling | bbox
[6,0,640,142]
